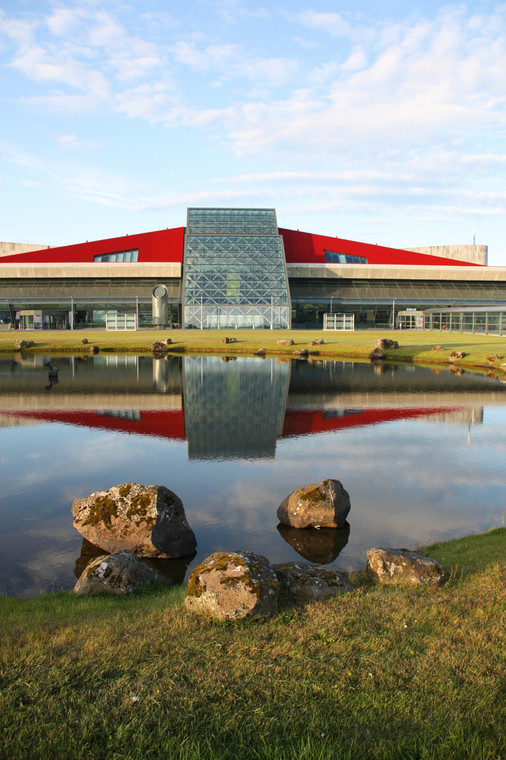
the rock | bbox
[277,339,294,346]
[277,479,351,529]
[152,341,168,356]
[255,348,266,357]
[449,350,465,362]
[277,523,350,564]
[500,363,506,373]
[432,345,444,351]
[89,345,100,354]
[375,338,399,350]
[72,483,197,558]
[13,340,34,349]
[185,551,279,621]
[221,336,237,344]
[370,347,384,360]
[294,348,309,358]
[81,338,89,345]
[487,353,500,364]
[74,551,161,595]
[274,561,352,603]
[164,338,173,345]
[366,548,444,585]
[309,338,324,346]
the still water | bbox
[1,352,505,597]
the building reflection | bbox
[0,353,498,459]
[183,356,290,459]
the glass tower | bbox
[182,208,291,329]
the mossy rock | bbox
[185,551,279,621]
[72,483,196,558]
[277,479,351,529]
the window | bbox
[93,249,139,263]
[324,251,368,264]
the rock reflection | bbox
[74,538,195,586]
[277,522,350,564]
[144,554,196,585]
[74,538,108,578]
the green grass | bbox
[2,328,506,371]
[0,528,504,760]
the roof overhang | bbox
[286,263,506,282]
[0,262,182,278]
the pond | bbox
[1,352,505,597]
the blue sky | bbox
[1,0,505,263]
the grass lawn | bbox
[1,328,506,371]
[0,528,504,760]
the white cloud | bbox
[0,10,36,44]
[296,10,353,38]
[46,7,80,36]
[210,0,270,23]
[55,133,106,150]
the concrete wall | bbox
[0,242,49,258]
[405,245,488,265]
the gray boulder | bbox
[185,551,279,621]
[72,483,197,558]
[274,561,352,603]
[277,479,351,529]
[366,548,444,585]
[375,338,399,350]
[74,551,161,595]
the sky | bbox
[1,0,505,264]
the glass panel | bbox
[182,209,291,328]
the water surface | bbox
[1,353,505,597]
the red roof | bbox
[4,228,184,264]
[279,228,479,267]
[3,225,479,267]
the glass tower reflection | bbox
[183,356,290,459]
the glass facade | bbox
[423,307,506,335]
[289,277,506,328]
[182,208,291,329]
[0,277,180,328]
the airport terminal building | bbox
[1,207,505,330]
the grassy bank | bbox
[2,328,506,371]
[1,528,504,760]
